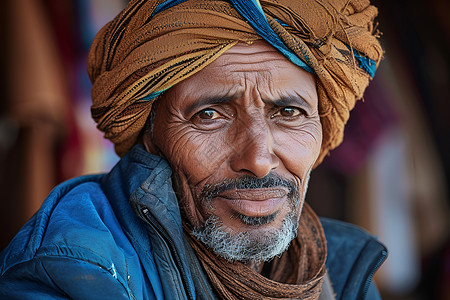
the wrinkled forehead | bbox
[204,41,301,82]
[159,41,318,111]
[213,40,289,65]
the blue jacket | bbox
[0,145,387,299]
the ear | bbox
[142,131,160,155]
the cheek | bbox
[154,123,232,227]
[158,126,231,185]
[273,119,322,178]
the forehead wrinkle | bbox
[219,58,288,74]
[223,69,274,105]
[219,45,287,63]
[255,70,275,98]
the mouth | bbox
[213,188,288,219]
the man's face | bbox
[148,41,322,262]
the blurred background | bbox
[0,1,448,299]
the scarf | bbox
[185,204,327,299]
[88,0,382,166]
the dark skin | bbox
[143,41,322,266]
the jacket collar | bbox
[101,145,202,298]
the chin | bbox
[191,210,299,263]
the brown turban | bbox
[88,0,382,165]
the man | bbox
[0,0,386,299]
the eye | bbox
[195,108,221,120]
[271,107,304,118]
[190,108,229,130]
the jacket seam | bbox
[41,254,130,297]
[1,255,130,299]
[35,244,129,288]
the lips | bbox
[213,188,288,218]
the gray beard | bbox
[190,173,310,263]
[191,209,299,263]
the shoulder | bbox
[321,218,387,300]
[0,175,137,298]
[1,175,107,270]
[321,217,384,253]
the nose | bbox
[229,119,279,178]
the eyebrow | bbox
[185,94,310,115]
[185,95,235,116]
[265,95,310,108]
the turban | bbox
[88,0,382,165]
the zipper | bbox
[361,249,388,299]
[141,207,194,300]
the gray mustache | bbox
[200,174,299,202]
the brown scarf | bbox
[185,204,327,299]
